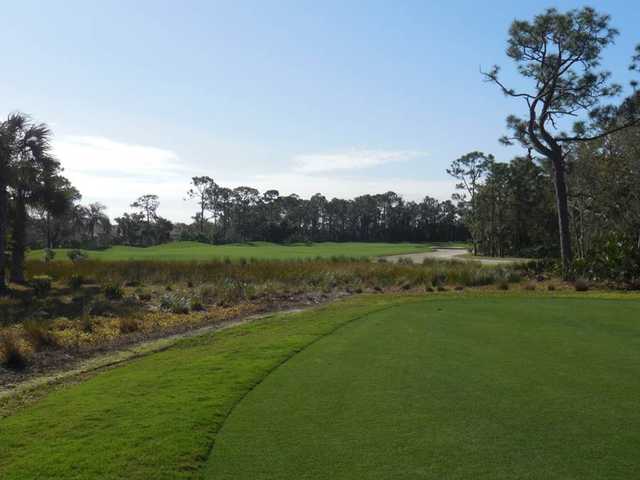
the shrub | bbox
[496,279,510,290]
[198,284,216,304]
[397,257,414,265]
[522,282,536,291]
[68,274,84,290]
[160,293,190,314]
[43,248,56,263]
[431,273,447,288]
[30,275,52,297]
[190,298,205,311]
[547,284,556,291]
[103,283,123,300]
[506,271,522,283]
[89,300,118,316]
[574,278,590,292]
[67,249,88,263]
[22,320,59,350]
[136,291,152,302]
[0,332,30,370]
[573,234,640,287]
[118,317,140,334]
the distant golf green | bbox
[2,295,639,479]
[27,241,435,262]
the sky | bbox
[1,0,639,222]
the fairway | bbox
[27,241,435,262]
[206,297,640,479]
[2,295,640,479]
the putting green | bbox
[205,298,640,479]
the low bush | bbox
[103,283,123,300]
[190,298,205,311]
[30,275,52,297]
[67,249,88,263]
[573,234,640,288]
[43,248,56,263]
[574,278,590,292]
[160,293,190,314]
[22,320,59,350]
[68,274,85,290]
[0,332,30,370]
[118,317,140,334]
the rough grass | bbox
[0,257,519,373]
[2,293,640,479]
[27,241,437,262]
[26,256,513,290]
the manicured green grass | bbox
[2,294,640,479]
[27,241,435,262]
[206,296,640,479]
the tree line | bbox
[25,179,468,248]
[177,177,466,244]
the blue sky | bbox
[1,0,638,221]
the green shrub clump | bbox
[67,249,89,263]
[30,275,52,297]
[103,283,124,300]
[68,274,85,290]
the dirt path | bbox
[384,248,524,265]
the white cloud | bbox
[54,136,184,178]
[53,136,195,221]
[293,149,427,173]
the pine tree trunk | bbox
[0,183,8,293]
[10,193,27,284]
[551,156,573,279]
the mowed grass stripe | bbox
[27,241,435,262]
[205,297,640,479]
[0,296,403,480]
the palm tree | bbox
[85,202,110,243]
[0,113,29,292]
[9,120,57,283]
